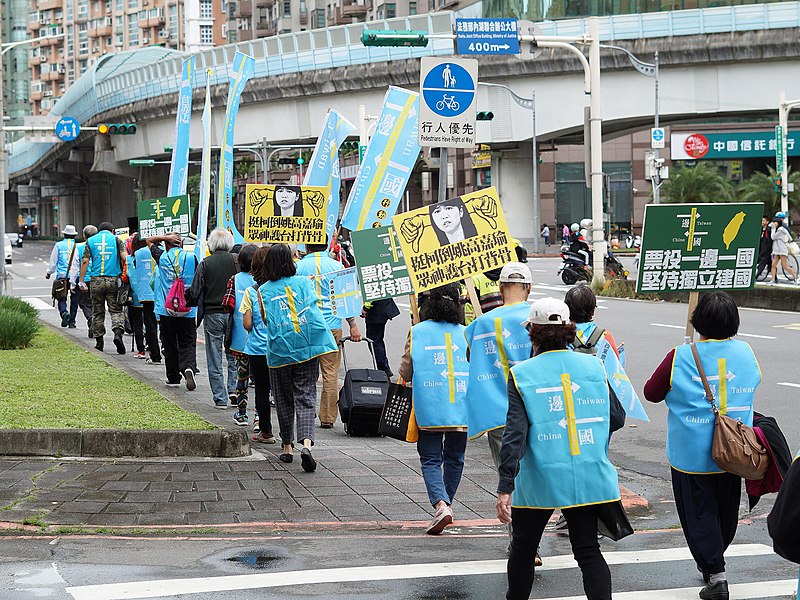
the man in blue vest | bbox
[68,225,96,336]
[295,241,362,429]
[78,221,127,354]
[45,224,79,327]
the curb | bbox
[0,428,251,458]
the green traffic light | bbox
[297,157,305,165]
[164,145,173,153]
[360,30,428,47]
[476,111,494,121]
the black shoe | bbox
[301,448,317,472]
[184,368,196,391]
[68,323,76,329]
[279,453,293,463]
[87,330,93,338]
[94,338,104,351]
[60,312,70,327]
[113,333,126,355]
[699,580,729,600]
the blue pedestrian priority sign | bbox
[419,57,479,148]
[651,127,665,149]
[456,18,520,55]
[55,117,81,142]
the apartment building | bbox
[26,0,226,115]
[2,0,31,125]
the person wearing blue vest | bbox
[126,234,154,358]
[146,232,198,390]
[243,244,337,472]
[46,224,79,327]
[78,221,127,354]
[496,297,619,600]
[67,225,96,335]
[295,241,362,429]
[228,245,274,440]
[130,239,161,365]
[398,283,469,535]
[645,292,760,600]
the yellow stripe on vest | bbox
[494,317,509,382]
[446,333,455,404]
[686,207,697,252]
[718,358,728,415]
[562,373,580,456]
[284,286,301,333]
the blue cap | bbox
[776,211,786,219]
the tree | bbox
[737,166,800,216]
[187,174,201,201]
[660,162,735,203]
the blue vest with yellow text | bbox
[259,276,337,368]
[86,231,121,278]
[510,350,620,509]
[666,339,761,474]
[54,239,76,279]
[295,251,345,330]
[464,302,531,438]
[231,272,257,354]
[411,320,469,429]
[243,284,271,356]
[128,247,155,305]
[154,247,197,318]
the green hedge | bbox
[0,299,40,349]
[0,296,39,319]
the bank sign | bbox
[671,131,800,160]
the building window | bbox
[116,0,122,10]
[200,0,213,19]
[128,12,139,44]
[199,24,213,44]
[128,0,138,8]
[169,4,178,39]
[409,1,416,14]
[77,1,89,17]
[385,2,395,17]
[282,0,290,16]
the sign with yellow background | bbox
[244,184,329,244]
[391,187,516,293]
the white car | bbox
[4,235,11,264]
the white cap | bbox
[524,297,570,326]
[499,262,532,284]
[62,224,78,236]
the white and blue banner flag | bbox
[195,75,212,262]
[217,51,255,243]
[303,109,356,245]
[597,338,650,422]
[167,56,194,197]
[341,86,420,231]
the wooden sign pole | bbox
[409,294,420,325]
[465,278,483,319]
[684,291,700,343]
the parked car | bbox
[4,235,12,264]
[5,232,23,248]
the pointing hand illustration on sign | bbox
[399,214,426,253]
[248,187,270,215]
[472,194,499,229]
[305,190,326,218]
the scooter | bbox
[558,248,629,285]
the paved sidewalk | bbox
[0,304,648,531]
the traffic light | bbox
[361,30,428,47]
[297,156,305,166]
[476,111,494,121]
[98,123,138,135]
[774,177,783,193]
[277,156,298,165]
[341,141,360,152]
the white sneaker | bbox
[425,505,453,535]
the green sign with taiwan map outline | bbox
[636,202,764,294]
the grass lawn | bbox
[0,328,215,430]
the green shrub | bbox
[0,296,38,319]
[0,307,40,349]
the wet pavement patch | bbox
[226,549,285,569]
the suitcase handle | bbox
[339,336,378,371]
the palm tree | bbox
[737,166,800,215]
[660,162,736,203]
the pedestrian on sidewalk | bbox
[755,215,773,281]
[295,239,362,429]
[398,283,469,535]
[644,292,761,600]
[187,228,239,409]
[126,234,148,358]
[769,212,797,284]
[46,224,79,328]
[561,223,570,242]
[147,232,198,390]
[540,223,550,247]
[361,298,400,379]
[496,297,619,600]
[68,225,95,336]
[246,244,337,472]
[129,238,161,364]
[78,222,127,354]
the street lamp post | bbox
[477,82,540,254]
[778,92,800,215]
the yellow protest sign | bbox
[391,187,516,293]
[244,184,329,244]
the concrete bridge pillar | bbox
[491,145,537,250]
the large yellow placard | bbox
[244,184,329,244]
[391,187,516,293]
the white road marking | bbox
[777,382,800,389]
[22,297,55,311]
[651,323,684,330]
[548,579,796,600]
[651,323,775,339]
[65,544,775,600]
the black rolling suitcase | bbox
[338,337,390,436]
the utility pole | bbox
[778,92,800,216]
[652,51,661,204]
[588,18,606,287]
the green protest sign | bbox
[636,202,764,294]
[137,195,193,239]
[351,225,413,302]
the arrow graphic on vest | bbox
[692,372,736,382]
[440,370,469,378]
[535,382,581,394]
[558,416,604,429]
[425,344,460,353]
[494,359,522,369]
[473,329,511,341]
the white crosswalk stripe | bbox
[66,544,793,600]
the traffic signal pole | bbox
[778,92,800,215]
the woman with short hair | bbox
[644,291,761,600]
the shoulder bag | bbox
[690,343,769,480]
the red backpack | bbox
[164,251,191,317]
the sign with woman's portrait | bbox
[244,184,329,244]
[391,186,516,293]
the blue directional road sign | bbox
[650,127,665,149]
[55,117,80,142]
[455,18,520,55]
[419,57,479,148]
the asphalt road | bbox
[3,241,799,599]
